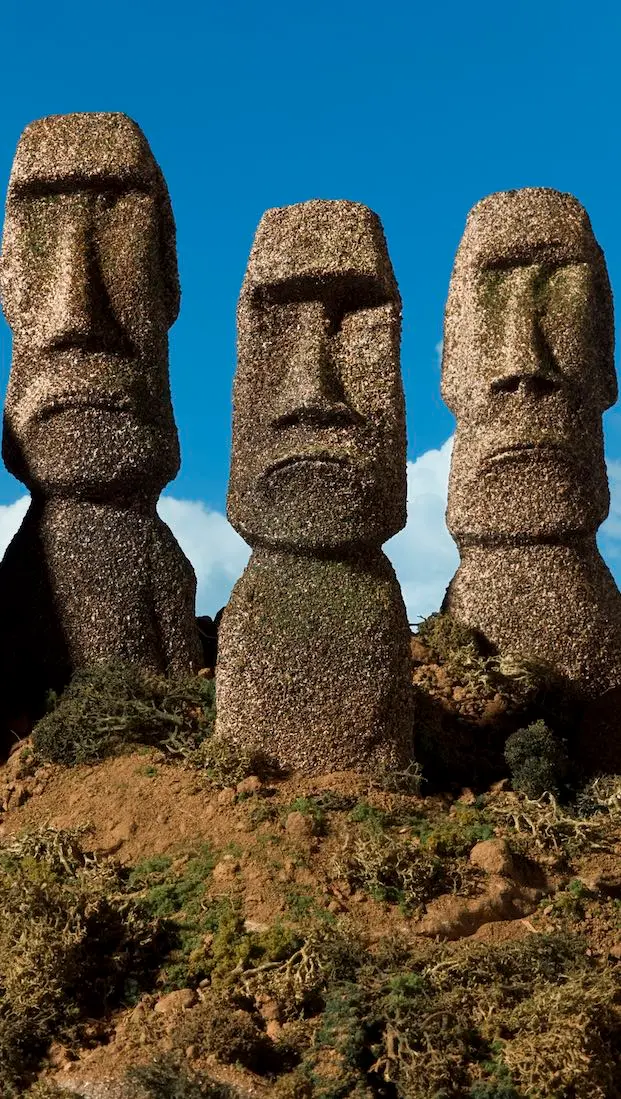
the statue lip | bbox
[483,441,566,467]
[37,392,133,420]
[263,452,350,478]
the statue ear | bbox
[155,168,181,329]
[594,262,617,411]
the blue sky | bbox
[0,0,620,617]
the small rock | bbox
[469,838,514,878]
[47,1041,76,1068]
[259,997,280,1022]
[212,855,240,883]
[481,695,508,724]
[154,988,197,1014]
[285,810,315,843]
[433,666,453,697]
[452,686,470,704]
[609,942,621,959]
[266,1019,283,1040]
[417,876,540,939]
[410,637,429,664]
[7,780,31,808]
[99,819,137,855]
[244,918,269,933]
[458,787,477,805]
[217,787,236,805]
[237,775,262,795]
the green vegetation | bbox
[487,773,621,855]
[0,828,162,1097]
[30,661,276,786]
[505,720,569,799]
[334,799,494,912]
[6,642,621,1095]
[413,613,579,790]
[124,1055,240,1097]
[32,663,216,767]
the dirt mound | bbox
[1,733,621,1097]
[0,620,620,1097]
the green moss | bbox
[124,1055,238,1097]
[0,828,163,1094]
[505,720,569,799]
[33,663,216,767]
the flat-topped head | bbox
[1,112,180,498]
[228,199,407,552]
[443,187,615,542]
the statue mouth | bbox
[37,393,133,421]
[482,441,567,469]
[262,453,351,480]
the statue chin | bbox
[448,482,608,543]
[10,412,179,497]
[231,461,399,551]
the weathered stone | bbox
[469,837,514,877]
[0,113,201,717]
[284,808,316,843]
[153,988,197,1014]
[216,200,414,774]
[441,188,621,767]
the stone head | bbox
[228,200,407,551]
[0,112,181,498]
[442,188,616,542]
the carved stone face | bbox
[442,188,616,542]
[0,112,181,497]
[227,200,407,551]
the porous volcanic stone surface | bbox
[217,549,414,773]
[217,200,414,773]
[228,199,406,550]
[0,113,201,714]
[441,188,621,765]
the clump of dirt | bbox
[411,613,579,791]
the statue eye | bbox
[96,190,117,212]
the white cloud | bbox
[0,495,30,552]
[157,496,250,617]
[598,458,621,562]
[385,436,458,624]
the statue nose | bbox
[37,202,129,355]
[41,214,96,347]
[490,269,560,396]
[272,301,352,427]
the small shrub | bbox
[190,734,277,787]
[172,998,274,1071]
[505,721,569,799]
[415,802,495,857]
[125,1055,238,1098]
[333,829,445,912]
[0,828,163,1094]
[32,663,216,767]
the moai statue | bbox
[216,200,415,773]
[442,187,621,766]
[0,113,202,714]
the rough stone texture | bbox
[217,550,414,773]
[217,200,414,773]
[0,113,201,715]
[442,188,621,767]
